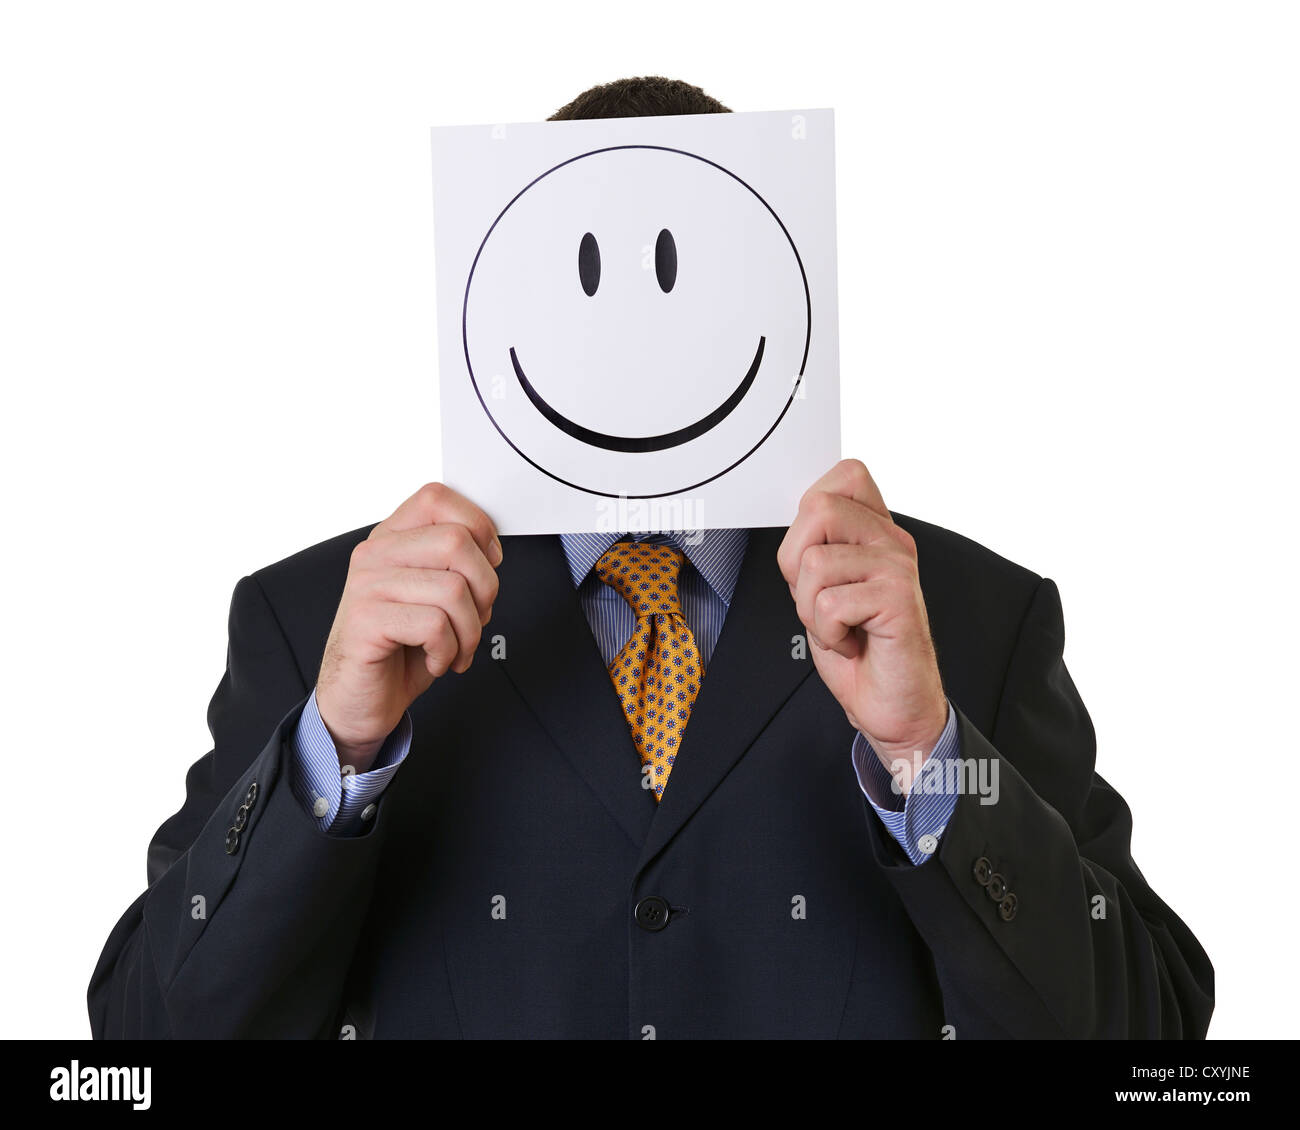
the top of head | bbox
[548,76,731,122]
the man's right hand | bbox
[315,483,502,772]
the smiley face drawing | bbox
[462,146,811,499]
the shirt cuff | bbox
[850,702,961,866]
[289,688,413,836]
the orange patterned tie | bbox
[595,541,704,802]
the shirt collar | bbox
[560,529,749,607]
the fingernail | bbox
[489,537,503,566]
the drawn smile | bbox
[508,336,766,453]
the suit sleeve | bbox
[87,573,392,1039]
[862,576,1215,1038]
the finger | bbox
[793,542,910,641]
[366,600,451,657]
[373,482,501,565]
[369,565,498,626]
[362,600,461,678]
[367,525,499,617]
[421,608,459,678]
[812,578,910,655]
[778,492,895,586]
[424,571,484,672]
[370,573,481,673]
[803,458,889,517]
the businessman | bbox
[89,77,1214,1039]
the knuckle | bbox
[419,481,449,509]
[428,608,456,646]
[432,569,471,610]
[800,543,830,582]
[443,522,474,552]
[888,545,919,579]
[840,457,870,484]
[802,490,834,521]
[891,524,916,555]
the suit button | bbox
[973,857,992,885]
[986,872,1007,900]
[634,896,671,932]
[999,893,1018,921]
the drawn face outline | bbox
[462,145,812,499]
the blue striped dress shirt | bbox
[290,529,960,863]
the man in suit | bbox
[88,77,1214,1040]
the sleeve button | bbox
[973,857,992,885]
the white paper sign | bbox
[430,109,840,534]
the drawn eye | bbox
[578,232,601,296]
[655,228,677,293]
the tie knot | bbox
[594,540,686,618]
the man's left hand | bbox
[777,459,948,790]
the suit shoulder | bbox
[890,510,1047,643]
[889,512,1040,582]
[244,521,378,650]
[250,522,376,591]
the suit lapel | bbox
[636,526,814,873]
[492,534,656,848]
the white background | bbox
[1,1,1295,1039]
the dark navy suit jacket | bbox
[88,518,1214,1038]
